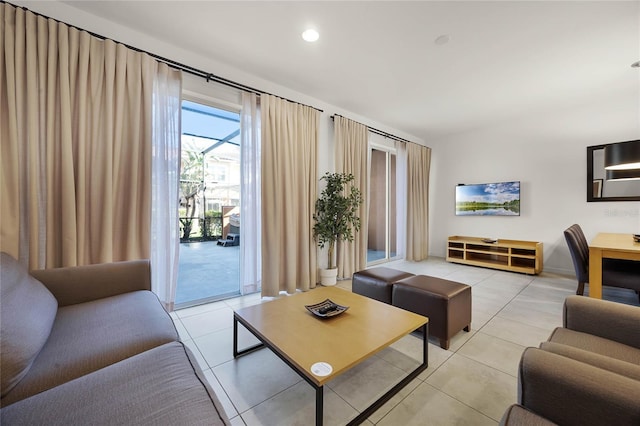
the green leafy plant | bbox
[179,150,204,240]
[202,210,222,239]
[313,172,363,269]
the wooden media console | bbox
[447,236,543,274]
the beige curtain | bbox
[261,94,318,296]
[334,116,368,279]
[405,143,431,261]
[1,4,156,269]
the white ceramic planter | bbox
[319,268,338,286]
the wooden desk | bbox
[588,233,640,298]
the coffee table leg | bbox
[316,385,323,426]
[233,316,238,358]
[423,323,429,366]
[233,314,265,358]
[346,323,429,425]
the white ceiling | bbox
[58,1,639,140]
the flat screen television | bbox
[455,181,520,216]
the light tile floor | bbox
[170,257,638,426]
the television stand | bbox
[446,236,543,274]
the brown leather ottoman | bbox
[392,275,471,350]
[352,267,415,304]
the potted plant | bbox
[313,172,363,286]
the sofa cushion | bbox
[0,342,230,425]
[540,341,640,381]
[0,253,58,398]
[1,290,178,406]
[548,327,640,364]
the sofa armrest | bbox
[499,404,557,426]
[519,347,640,426]
[31,260,151,306]
[563,295,640,349]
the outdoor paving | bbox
[176,241,240,306]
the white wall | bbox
[429,87,640,275]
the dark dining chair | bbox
[564,224,640,299]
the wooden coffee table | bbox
[233,286,429,425]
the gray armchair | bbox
[517,348,640,425]
[502,296,640,426]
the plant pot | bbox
[319,268,338,286]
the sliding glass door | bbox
[176,100,241,307]
[367,148,397,264]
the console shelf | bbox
[446,236,543,274]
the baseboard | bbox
[540,266,575,277]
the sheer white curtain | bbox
[240,92,261,295]
[150,63,182,311]
[395,141,408,260]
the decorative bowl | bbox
[305,299,349,318]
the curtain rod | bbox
[332,115,415,145]
[5,1,323,113]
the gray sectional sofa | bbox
[0,252,230,425]
[501,295,640,426]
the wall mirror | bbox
[587,140,640,202]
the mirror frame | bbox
[587,143,640,202]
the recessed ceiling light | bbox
[434,34,450,45]
[302,29,319,43]
[632,60,640,68]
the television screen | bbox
[455,181,520,216]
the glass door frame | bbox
[367,142,399,266]
[175,94,243,309]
